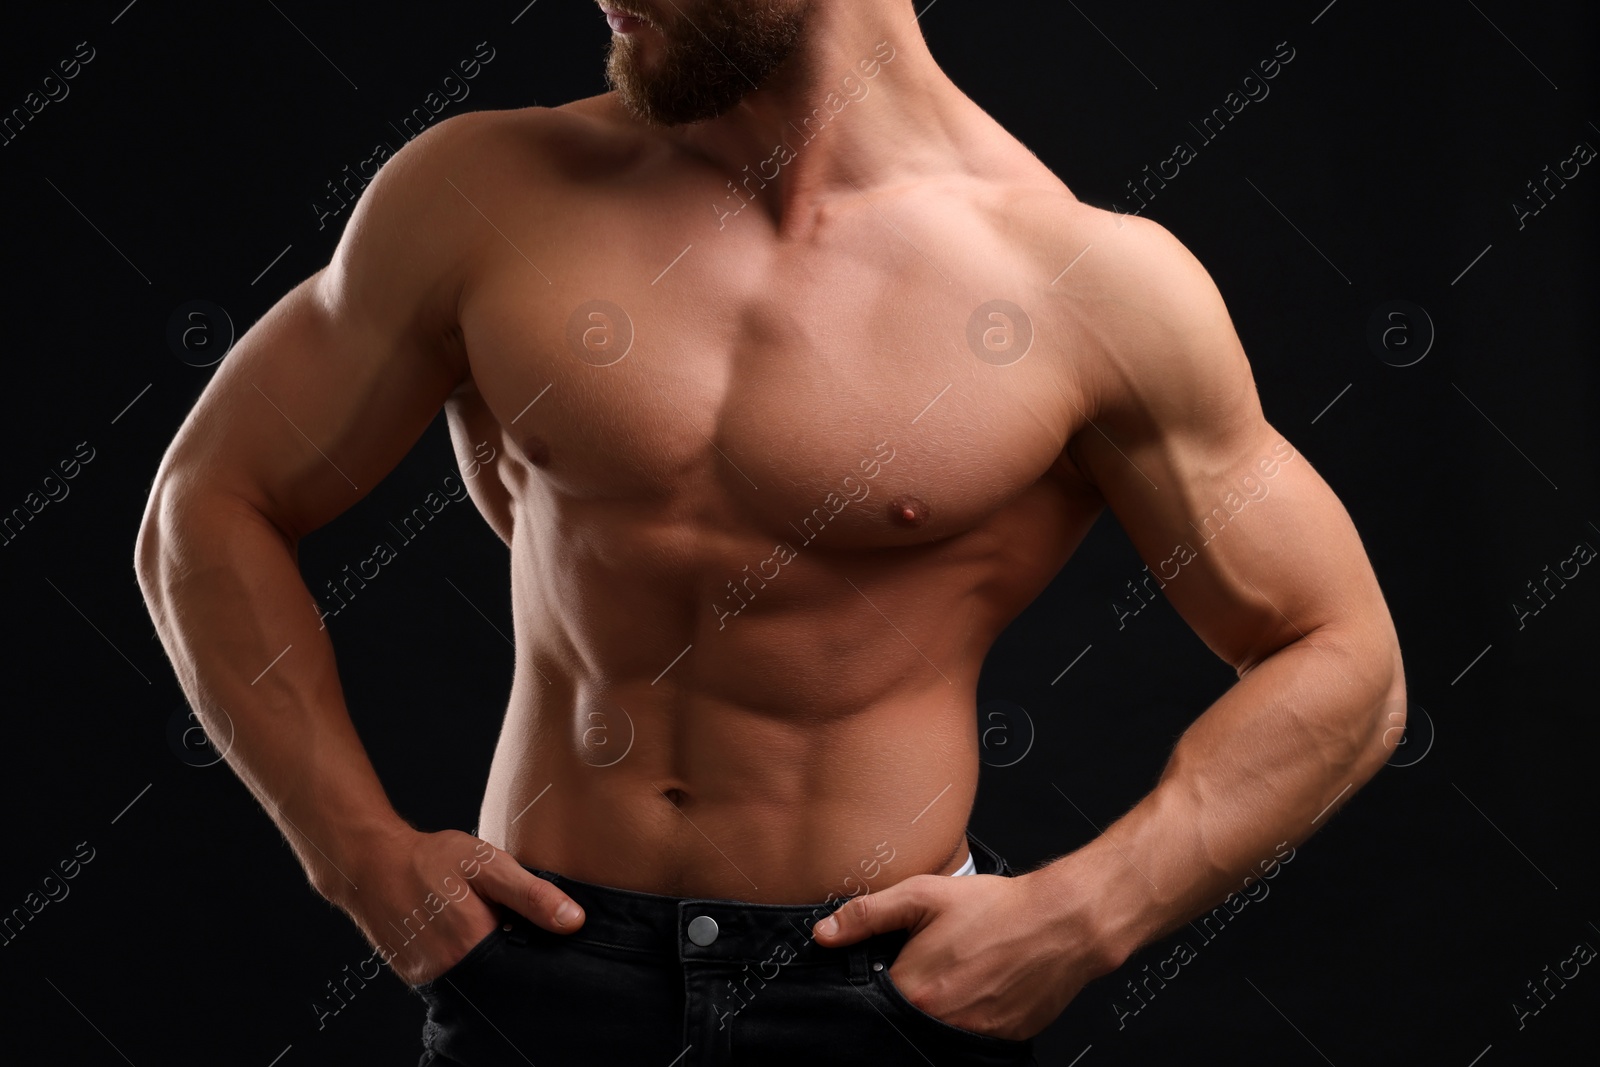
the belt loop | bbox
[847,940,871,985]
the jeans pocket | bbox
[410,926,510,998]
[874,965,1031,1053]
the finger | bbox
[471,845,585,933]
[811,878,932,947]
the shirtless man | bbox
[135,1,1406,1063]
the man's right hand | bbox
[337,828,585,987]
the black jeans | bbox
[413,831,1037,1066]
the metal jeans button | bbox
[687,914,719,946]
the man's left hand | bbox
[810,868,1121,1041]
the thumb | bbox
[473,847,585,934]
[810,878,932,947]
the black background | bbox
[1,1,1595,1064]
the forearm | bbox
[1040,628,1402,967]
[137,484,410,905]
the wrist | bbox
[313,817,417,909]
[1023,842,1159,976]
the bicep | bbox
[156,119,477,539]
[1084,413,1380,674]
[1070,220,1388,675]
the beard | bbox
[603,0,809,127]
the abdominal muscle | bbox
[476,658,986,904]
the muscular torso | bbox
[439,95,1106,902]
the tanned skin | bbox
[136,0,1404,1041]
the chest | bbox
[457,206,1081,548]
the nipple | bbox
[888,495,929,528]
[521,435,551,467]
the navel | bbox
[888,494,930,528]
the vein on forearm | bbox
[1076,628,1396,958]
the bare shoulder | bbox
[315,109,513,328]
[509,93,666,176]
[359,99,647,219]
[414,97,635,150]
[1007,195,1257,429]
[376,102,639,199]
[1004,193,1227,329]
[978,189,1266,497]
[327,101,645,329]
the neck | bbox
[665,1,975,230]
